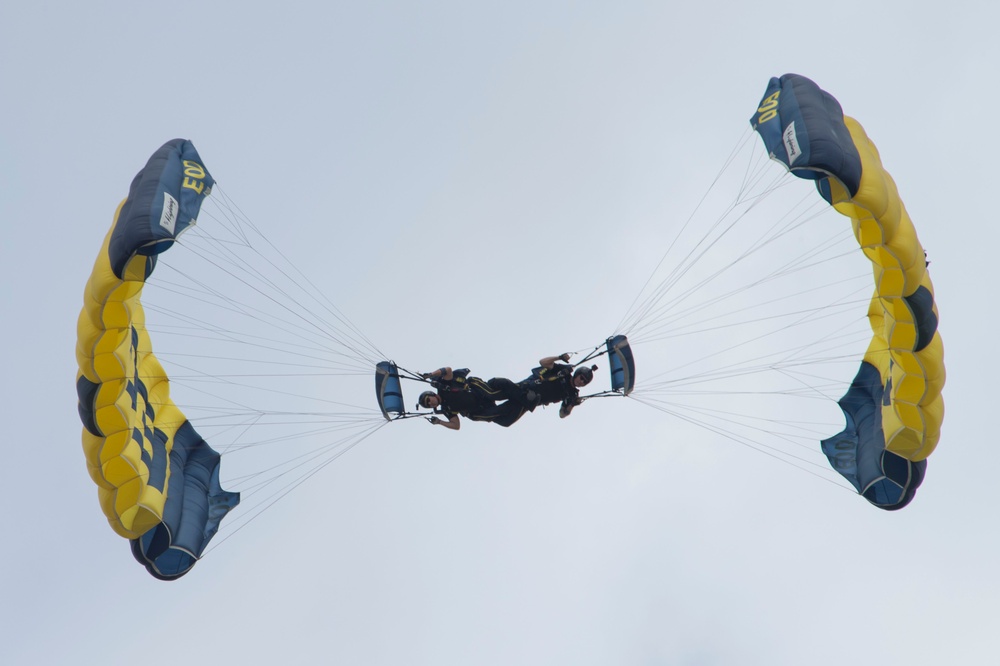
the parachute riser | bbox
[393,364,434,384]
[573,343,608,368]
[578,389,630,401]
[389,411,433,421]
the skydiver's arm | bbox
[423,367,454,381]
[558,395,582,419]
[558,401,574,418]
[538,353,571,369]
[430,415,461,430]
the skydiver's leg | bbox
[491,402,527,428]
[486,377,518,398]
[464,402,506,424]
[465,402,524,428]
[488,377,540,410]
[469,377,504,401]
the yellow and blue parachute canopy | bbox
[76,139,239,578]
[751,75,944,510]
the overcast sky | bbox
[2,2,998,664]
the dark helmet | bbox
[417,391,437,409]
[574,365,597,386]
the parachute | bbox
[76,139,240,579]
[74,77,937,588]
[751,74,945,509]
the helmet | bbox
[574,365,596,386]
[417,391,437,409]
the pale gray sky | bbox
[2,2,997,664]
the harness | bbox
[523,364,578,405]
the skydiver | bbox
[514,352,598,418]
[416,366,528,430]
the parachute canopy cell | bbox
[751,74,945,510]
[76,139,240,578]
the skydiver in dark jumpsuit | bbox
[417,367,529,430]
[511,352,598,419]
